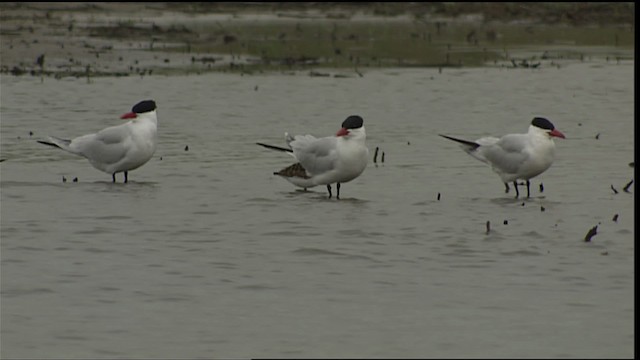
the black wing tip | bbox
[438,134,458,141]
[256,142,293,152]
[439,134,480,149]
[37,140,60,148]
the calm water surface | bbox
[1,61,634,358]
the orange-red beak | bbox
[336,128,349,137]
[550,129,565,139]
[121,112,137,119]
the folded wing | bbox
[289,135,338,177]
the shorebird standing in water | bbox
[439,117,565,198]
[38,100,158,183]
[257,115,369,199]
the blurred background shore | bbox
[0,2,635,78]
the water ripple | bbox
[292,247,378,262]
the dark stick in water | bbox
[584,225,598,242]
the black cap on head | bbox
[341,115,364,129]
[132,100,156,114]
[531,117,554,130]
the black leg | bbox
[513,181,519,198]
[526,180,531,198]
[336,183,341,199]
[504,182,510,193]
[124,171,128,183]
[112,173,116,183]
[326,184,332,198]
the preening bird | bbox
[257,115,369,199]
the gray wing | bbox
[70,125,131,165]
[474,136,500,147]
[479,134,530,174]
[465,136,500,163]
[290,135,338,176]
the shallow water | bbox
[0,61,634,358]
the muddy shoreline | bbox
[0,2,634,79]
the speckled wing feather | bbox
[274,162,310,179]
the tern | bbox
[257,115,369,199]
[38,100,157,183]
[439,117,565,198]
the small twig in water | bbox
[36,53,45,82]
[584,225,598,242]
[485,221,491,234]
[612,214,619,222]
[611,185,618,194]
[437,193,441,201]
[373,147,378,163]
[623,179,633,193]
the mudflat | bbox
[0,2,634,78]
